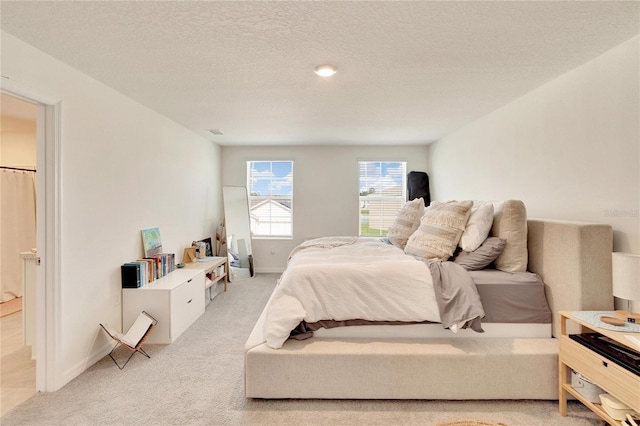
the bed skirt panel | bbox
[245,337,559,399]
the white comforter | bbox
[264,237,441,349]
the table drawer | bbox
[170,272,205,338]
[560,336,640,411]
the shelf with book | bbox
[184,256,228,299]
[121,253,176,288]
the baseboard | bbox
[62,341,113,389]
[254,268,284,274]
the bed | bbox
[244,200,613,400]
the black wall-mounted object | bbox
[407,171,430,206]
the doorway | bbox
[0,93,37,415]
[1,79,62,404]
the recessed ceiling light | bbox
[314,64,337,77]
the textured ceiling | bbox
[1,1,639,146]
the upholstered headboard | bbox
[527,219,613,337]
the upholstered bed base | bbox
[244,219,613,399]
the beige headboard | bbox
[527,219,613,337]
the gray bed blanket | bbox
[426,260,485,332]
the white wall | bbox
[222,145,429,272]
[1,115,36,168]
[429,36,639,254]
[2,32,222,389]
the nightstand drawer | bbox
[560,336,640,412]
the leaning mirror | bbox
[222,186,255,281]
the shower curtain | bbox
[1,169,36,302]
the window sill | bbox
[252,236,293,240]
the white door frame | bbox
[1,78,62,392]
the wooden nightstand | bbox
[559,311,640,425]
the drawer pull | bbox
[187,298,192,304]
[602,361,608,367]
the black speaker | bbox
[407,171,430,206]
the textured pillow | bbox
[491,200,528,272]
[404,200,473,261]
[387,198,424,248]
[459,201,494,252]
[454,237,506,271]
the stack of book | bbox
[121,253,176,288]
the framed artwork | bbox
[183,247,196,263]
[199,237,213,257]
[141,228,163,257]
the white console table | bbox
[122,269,205,344]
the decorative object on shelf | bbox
[141,227,163,257]
[572,311,640,333]
[216,220,226,256]
[611,252,640,324]
[192,241,206,259]
[601,316,626,326]
[183,247,196,263]
[198,237,213,257]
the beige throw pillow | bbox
[405,200,473,261]
[491,200,528,272]
[387,198,424,248]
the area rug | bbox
[0,297,22,317]
[437,421,508,426]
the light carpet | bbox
[437,422,507,426]
[2,274,602,426]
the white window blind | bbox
[247,161,293,237]
[359,161,407,237]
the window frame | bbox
[246,160,294,239]
[358,160,407,238]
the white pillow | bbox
[404,200,473,261]
[459,201,494,252]
[387,198,424,248]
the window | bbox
[247,161,293,237]
[359,161,407,237]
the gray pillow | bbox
[453,237,506,271]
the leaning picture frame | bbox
[199,237,213,257]
[141,228,163,257]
